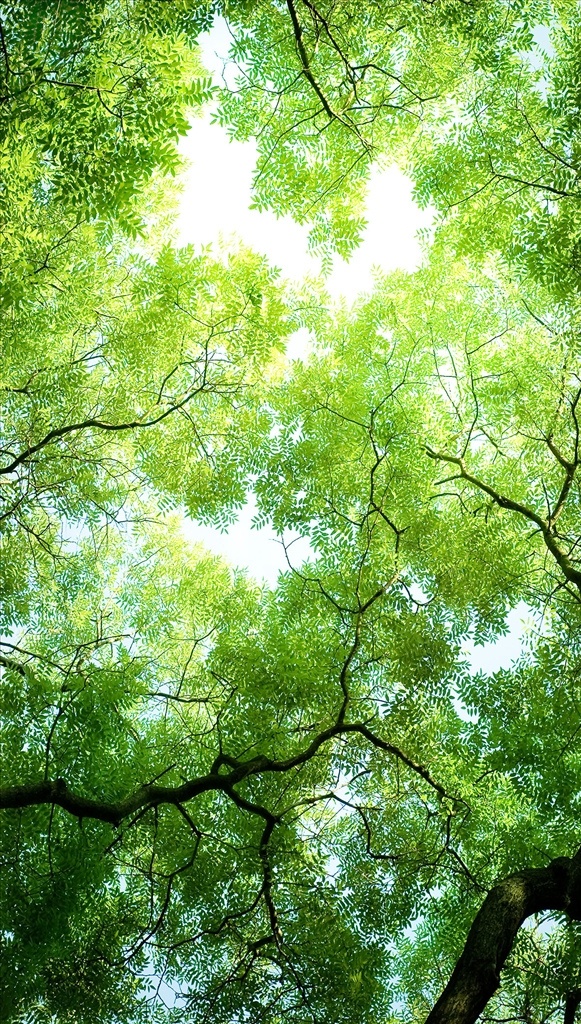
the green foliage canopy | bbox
[3,3,581,1024]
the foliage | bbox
[214,0,581,297]
[0,0,213,304]
[3,3,581,1024]
[214,0,556,258]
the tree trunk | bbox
[426,851,581,1024]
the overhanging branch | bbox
[0,721,456,826]
[0,381,211,476]
[426,447,581,593]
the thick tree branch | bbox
[564,988,581,1024]
[427,849,581,1024]
[0,653,27,677]
[285,0,336,121]
[284,0,372,149]
[0,379,212,476]
[0,721,454,826]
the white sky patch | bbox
[175,122,431,302]
[326,164,433,301]
[285,327,313,362]
[463,602,530,675]
[175,124,431,302]
[175,118,319,282]
[181,495,313,588]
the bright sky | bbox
[175,122,430,304]
[175,22,528,675]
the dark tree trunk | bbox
[426,851,581,1024]
[564,989,581,1024]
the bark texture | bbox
[426,851,581,1024]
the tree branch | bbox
[285,0,336,121]
[564,988,581,1024]
[0,381,211,476]
[426,447,581,592]
[0,721,455,826]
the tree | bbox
[3,3,581,1024]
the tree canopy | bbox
[3,2,581,1023]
